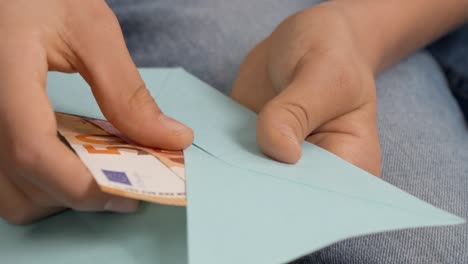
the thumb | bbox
[256,58,363,163]
[61,3,193,150]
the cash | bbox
[56,112,186,206]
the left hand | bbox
[231,3,381,176]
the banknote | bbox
[56,112,186,206]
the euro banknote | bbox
[56,112,186,206]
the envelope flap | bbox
[184,145,461,264]
[152,69,462,221]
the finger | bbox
[0,31,64,224]
[27,138,140,213]
[0,169,62,225]
[0,38,138,214]
[59,1,193,150]
[256,54,372,163]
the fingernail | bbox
[159,115,190,135]
[104,197,139,213]
[278,125,300,147]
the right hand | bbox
[231,3,381,176]
[0,0,193,224]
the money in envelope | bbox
[56,112,186,206]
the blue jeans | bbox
[107,1,468,263]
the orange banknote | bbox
[56,112,186,206]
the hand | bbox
[231,3,381,176]
[0,0,193,224]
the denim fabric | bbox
[428,25,468,122]
[107,1,468,263]
[107,0,316,94]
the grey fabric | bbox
[107,1,468,263]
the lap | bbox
[108,0,318,93]
[109,2,468,263]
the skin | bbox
[0,0,467,224]
[0,0,193,224]
[232,0,468,175]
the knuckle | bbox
[91,6,120,29]
[104,83,159,129]
[82,2,120,31]
[265,100,310,134]
[331,60,373,107]
[66,0,115,20]
[62,0,121,39]
[314,53,364,104]
[126,83,158,113]
[282,102,311,133]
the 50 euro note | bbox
[55,112,186,206]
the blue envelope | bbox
[0,68,463,264]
